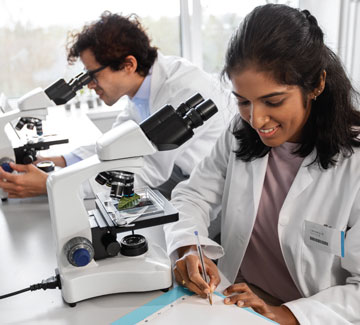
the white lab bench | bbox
[0,196,168,325]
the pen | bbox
[194,231,213,305]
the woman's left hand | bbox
[223,283,299,325]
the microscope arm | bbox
[17,87,54,112]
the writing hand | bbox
[174,246,220,298]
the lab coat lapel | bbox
[149,53,165,113]
[221,154,269,283]
[282,153,315,207]
[277,153,315,296]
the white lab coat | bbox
[164,120,360,325]
[71,52,235,191]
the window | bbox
[199,0,300,73]
[0,0,180,98]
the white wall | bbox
[299,0,360,91]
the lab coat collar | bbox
[149,51,169,112]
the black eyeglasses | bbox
[86,65,107,84]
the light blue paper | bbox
[112,286,278,325]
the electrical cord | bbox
[0,273,61,299]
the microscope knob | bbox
[23,154,34,164]
[101,233,121,256]
[1,162,13,172]
[0,158,14,172]
[64,237,94,267]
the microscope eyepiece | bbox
[140,93,218,151]
[68,72,93,93]
[45,71,93,105]
[183,99,217,129]
[176,93,204,117]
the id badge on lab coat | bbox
[304,220,345,258]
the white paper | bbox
[137,293,277,324]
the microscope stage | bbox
[89,189,178,233]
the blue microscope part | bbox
[1,163,13,173]
[73,248,91,267]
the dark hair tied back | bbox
[222,4,360,169]
[302,9,318,26]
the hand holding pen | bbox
[174,237,221,300]
[194,230,213,305]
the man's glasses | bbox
[86,65,107,84]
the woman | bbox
[164,4,360,324]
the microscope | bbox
[0,71,97,200]
[46,93,218,305]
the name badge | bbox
[304,220,345,258]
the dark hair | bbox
[222,4,360,169]
[67,11,158,76]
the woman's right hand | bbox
[174,245,221,298]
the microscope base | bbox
[59,242,172,304]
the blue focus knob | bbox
[73,248,91,267]
[1,162,13,173]
[64,237,94,267]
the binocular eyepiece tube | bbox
[45,71,93,105]
[140,93,218,151]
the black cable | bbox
[0,274,61,299]
[0,287,31,299]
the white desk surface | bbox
[0,196,167,325]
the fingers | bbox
[174,267,207,298]
[0,163,47,198]
[9,162,33,173]
[223,283,275,320]
[206,260,221,291]
[33,155,44,164]
[186,255,210,293]
[0,163,32,184]
[223,282,251,295]
[175,253,221,298]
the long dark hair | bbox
[222,4,360,169]
[67,11,158,76]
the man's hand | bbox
[174,245,221,298]
[223,283,299,325]
[0,162,48,198]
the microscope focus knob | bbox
[64,237,94,267]
[0,161,13,172]
[23,154,34,164]
[101,233,121,256]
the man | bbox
[0,12,234,199]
